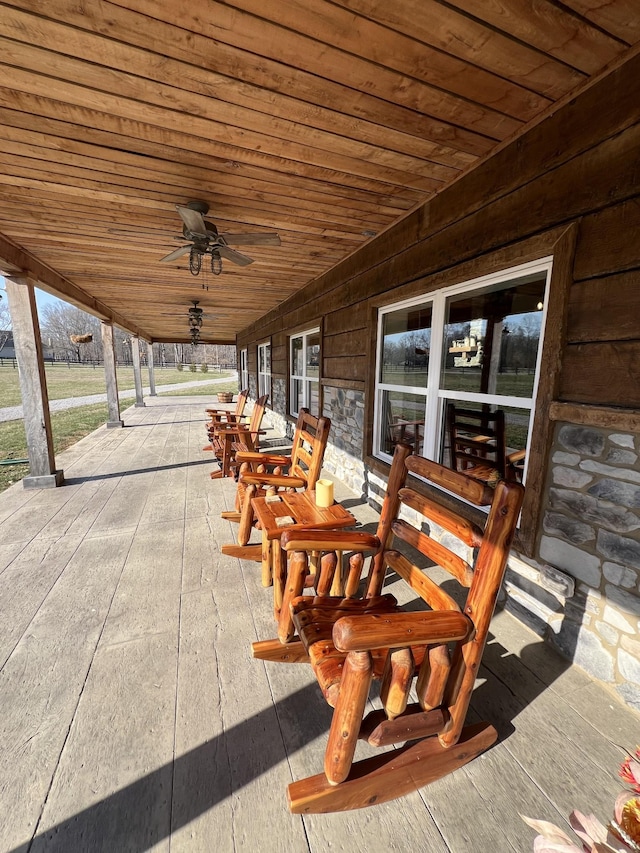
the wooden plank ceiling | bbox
[0,0,638,343]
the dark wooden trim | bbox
[549,401,640,431]
[518,223,578,556]
[321,378,365,391]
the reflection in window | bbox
[290,328,320,415]
[374,262,550,487]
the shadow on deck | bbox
[1,397,638,853]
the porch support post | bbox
[147,342,156,396]
[101,321,123,428]
[5,275,64,488]
[131,336,145,407]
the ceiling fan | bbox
[160,201,281,275]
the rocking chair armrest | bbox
[240,473,307,488]
[507,449,526,464]
[332,610,472,653]
[281,530,380,553]
[235,452,292,466]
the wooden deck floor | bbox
[1,397,638,853]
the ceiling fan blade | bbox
[222,233,281,246]
[217,245,254,266]
[176,205,208,238]
[160,245,192,262]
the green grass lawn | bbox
[0,364,234,407]
[0,403,110,492]
[0,380,242,493]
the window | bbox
[374,260,552,486]
[258,342,271,400]
[290,328,320,416]
[239,348,248,391]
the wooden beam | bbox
[549,401,640,431]
[0,232,149,340]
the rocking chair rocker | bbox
[256,442,524,813]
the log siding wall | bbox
[237,52,640,709]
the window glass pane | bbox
[292,336,304,376]
[292,378,304,413]
[306,332,320,378]
[265,343,271,372]
[258,346,265,374]
[441,276,545,398]
[309,380,319,415]
[379,390,426,456]
[380,304,431,387]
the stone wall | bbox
[322,386,366,493]
[261,377,291,439]
[505,422,640,710]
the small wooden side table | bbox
[251,490,356,615]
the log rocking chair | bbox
[203,388,249,451]
[220,408,331,559]
[209,393,268,480]
[254,442,524,813]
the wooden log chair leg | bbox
[277,551,309,644]
[316,551,337,597]
[323,651,373,785]
[380,647,414,720]
[238,483,256,546]
[416,644,451,711]
[344,552,365,598]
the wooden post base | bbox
[288,722,497,814]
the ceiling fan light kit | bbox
[161,201,281,276]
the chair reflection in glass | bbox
[446,402,525,484]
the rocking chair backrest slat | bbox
[288,409,331,488]
[247,394,269,433]
[397,487,484,548]
[384,550,461,611]
[390,519,474,588]
[405,452,494,505]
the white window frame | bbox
[239,348,248,391]
[257,341,271,400]
[373,258,553,486]
[290,327,320,416]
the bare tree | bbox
[40,302,102,362]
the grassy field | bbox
[0,364,234,407]
[0,403,110,492]
[0,368,240,492]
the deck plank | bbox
[0,530,133,853]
